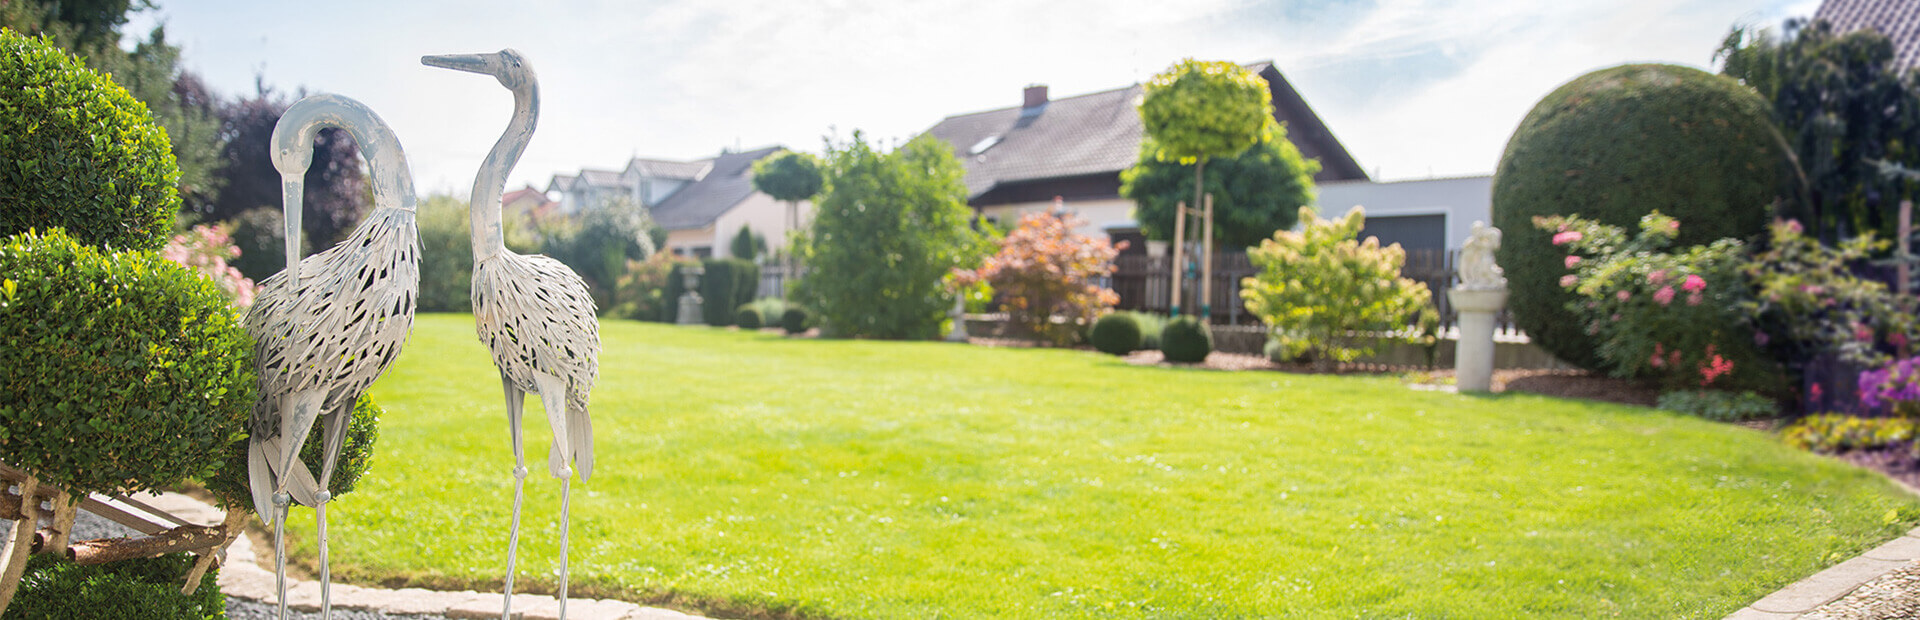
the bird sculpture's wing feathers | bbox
[473,253,600,411]
[246,208,419,491]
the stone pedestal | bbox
[1449,288,1509,393]
[676,266,704,326]
[945,295,969,342]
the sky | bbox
[126,0,1821,201]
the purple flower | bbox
[1754,331,1770,346]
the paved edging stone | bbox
[140,492,705,620]
[1725,526,1920,619]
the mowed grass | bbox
[282,314,1920,618]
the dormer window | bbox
[969,135,1002,156]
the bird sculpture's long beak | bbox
[421,53,494,74]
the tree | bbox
[4,3,228,214]
[793,132,989,339]
[1241,206,1432,370]
[729,224,766,261]
[540,194,658,310]
[206,85,368,249]
[1718,19,1920,242]
[1120,122,1318,248]
[752,150,823,277]
[956,211,1121,346]
[1138,59,1273,231]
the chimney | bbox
[1023,84,1049,109]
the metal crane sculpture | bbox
[245,93,420,620]
[422,49,599,620]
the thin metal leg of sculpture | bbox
[271,390,325,620]
[502,376,528,620]
[559,474,572,620]
[315,413,348,620]
[534,372,573,620]
[272,492,290,620]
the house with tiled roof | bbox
[1817,0,1920,70]
[501,183,559,231]
[546,146,797,258]
[920,61,1368,250]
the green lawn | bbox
[284,314,1920,618]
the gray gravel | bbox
[1804,559,1920,620]
[69,510,454,620]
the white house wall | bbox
[1313,175,1492,250]
[712,192,813,260]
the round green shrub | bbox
[6,552,223,620]
[1491,63,1788,369]
[0,30,179,252]
[1090,313,1143,356]
[201,393,382,512]
[1160,316,1213,363]
[0,229,254,497]
[737,305,764,330]
[782,307,810,334]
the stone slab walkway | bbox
[140,492,705,620]
[1726,526,1920,619]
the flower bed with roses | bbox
[1533,211,1776,391]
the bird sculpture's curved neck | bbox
[471,79,538,263]
[271,94,419,279]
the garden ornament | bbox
[423,49,600,620]
[245,93,421,620]
[1459,221,1505,291]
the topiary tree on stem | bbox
[752,150,825,285]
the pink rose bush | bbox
[1534,210,1764,389]
[163,223,261,308]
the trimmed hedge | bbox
[201,393,382,512]
[1492,64,1787,369]
[1160,316,1213,363]
[701,258,759,326]
[6,552,222,619]
[0,30,179,252]
[0,229,254,496]
[1090,313,1143,356]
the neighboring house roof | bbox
[501,184,549,208]
[576,168,626,189]
[920,60,1367,203]
[626,157,710,181]
[650,146,785,230]
[1817,0,1920,71]
[545,174,577,194]
[926,85,1145,198]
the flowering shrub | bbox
[1780,413,1915,453]
[1743,219,1920,370]
[161,223,259,308]
[1242,206,1432,368]
[954,211,1121,346]
[1533,211,1771,389]
[1860,356,1920,417]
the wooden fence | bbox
[1111,249,1519,333]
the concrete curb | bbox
[141,493,705,620]
[1725,527,1920,619]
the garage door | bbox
[1359,214,1445,252]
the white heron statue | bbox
[244,94,420,620]
[422,49,599,620]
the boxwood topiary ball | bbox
[199,394,381,513]
[0,30,180,252]
[0,229,254,496]
[1090,312,1143,356]
[782,306,809,334]
[737,305,765,330]
[1160,316,1213,363]
[1491,63,1789,369]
